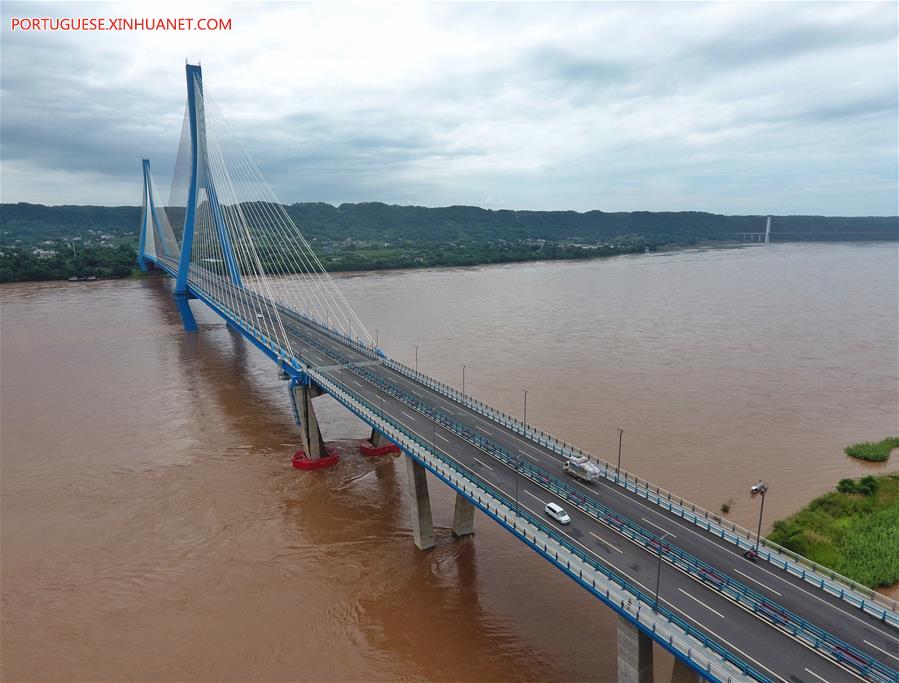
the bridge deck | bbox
[150,255,898,683]
[274,306,898,683]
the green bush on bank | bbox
[768,474,899,588]
[844,437,899,462]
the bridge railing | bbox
[363,350,899,624]
[289,326,898,683]
[251,289,897,625]
[301,358,769,683]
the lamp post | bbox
[414,344,419,373]
[616,428,624,475]
[753,481,768,552]
[522,388,528,426]
[375,328,379,348]
[654,531,671,610]
[515,454,521,515]
[461,364,466,395]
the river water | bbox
[2,242,897,682]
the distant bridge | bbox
[733,217,771,244]
[138,64,899,683]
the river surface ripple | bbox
[2,242,897,681]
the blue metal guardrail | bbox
[272,303,899,630]
[301,360,773,683]
[372,359,899,627]
[288,325,898,683]
[160,262,896,678]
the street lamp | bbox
[654,531,672,610]
[522,388,528,426]
[753,481,768,553]
[616,428,624,476]
[514,454,522,515]
[375,328,379,348]
[414,344,419,373]
[461,364,466,395]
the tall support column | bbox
[291,382,325,460]
[173,293,198,332]
[670,659,701,683]
[405,455,435,550]
[617,617,653,683]
[175,63,203,296]
[452,492,475,537]
[137,159,151,272]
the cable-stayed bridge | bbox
[138,64,899,683]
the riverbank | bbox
[767,473,899,589]
[0,238,664,284]
[0,238,812,284]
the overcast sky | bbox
[1,1,896,215]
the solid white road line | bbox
[641,516,676,537]
[524,489,545,504]
[628,486,899,644]
[294,319,807,683]
[747,561,899,645]
[863,639,899,663]
[473,457,494,471]
[347,359,892,669]
[678,588,726,619]
[733,568,782,596]
[512,500,788,683]
[804,668,830,683]
[589,532,623,554]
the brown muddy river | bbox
[2,242,897,682]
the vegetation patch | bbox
[844,436,899,462]
[768,474,899,588]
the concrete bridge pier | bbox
[405,455,436,550]
[370,428,391,448]
[452,492,475,537]
[290,380,337,469]
[617,617,653,683]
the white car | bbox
[544,502,571,525]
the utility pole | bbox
[754,481,768,552]
[654,531,671,610]
[461,364,466,395]
[522,388,528,426]
[414,344,419,373]
[616,428,623,475]
[515,455,521,515]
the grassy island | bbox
[768,474,899,588]
[844,436,899,462]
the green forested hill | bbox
[1,201,896,283]
[2,201,896,244]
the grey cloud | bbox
[0,1,896,214]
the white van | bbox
[544,502,571,525]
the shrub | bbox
[837,479,856,494]
[845,437,899,462]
